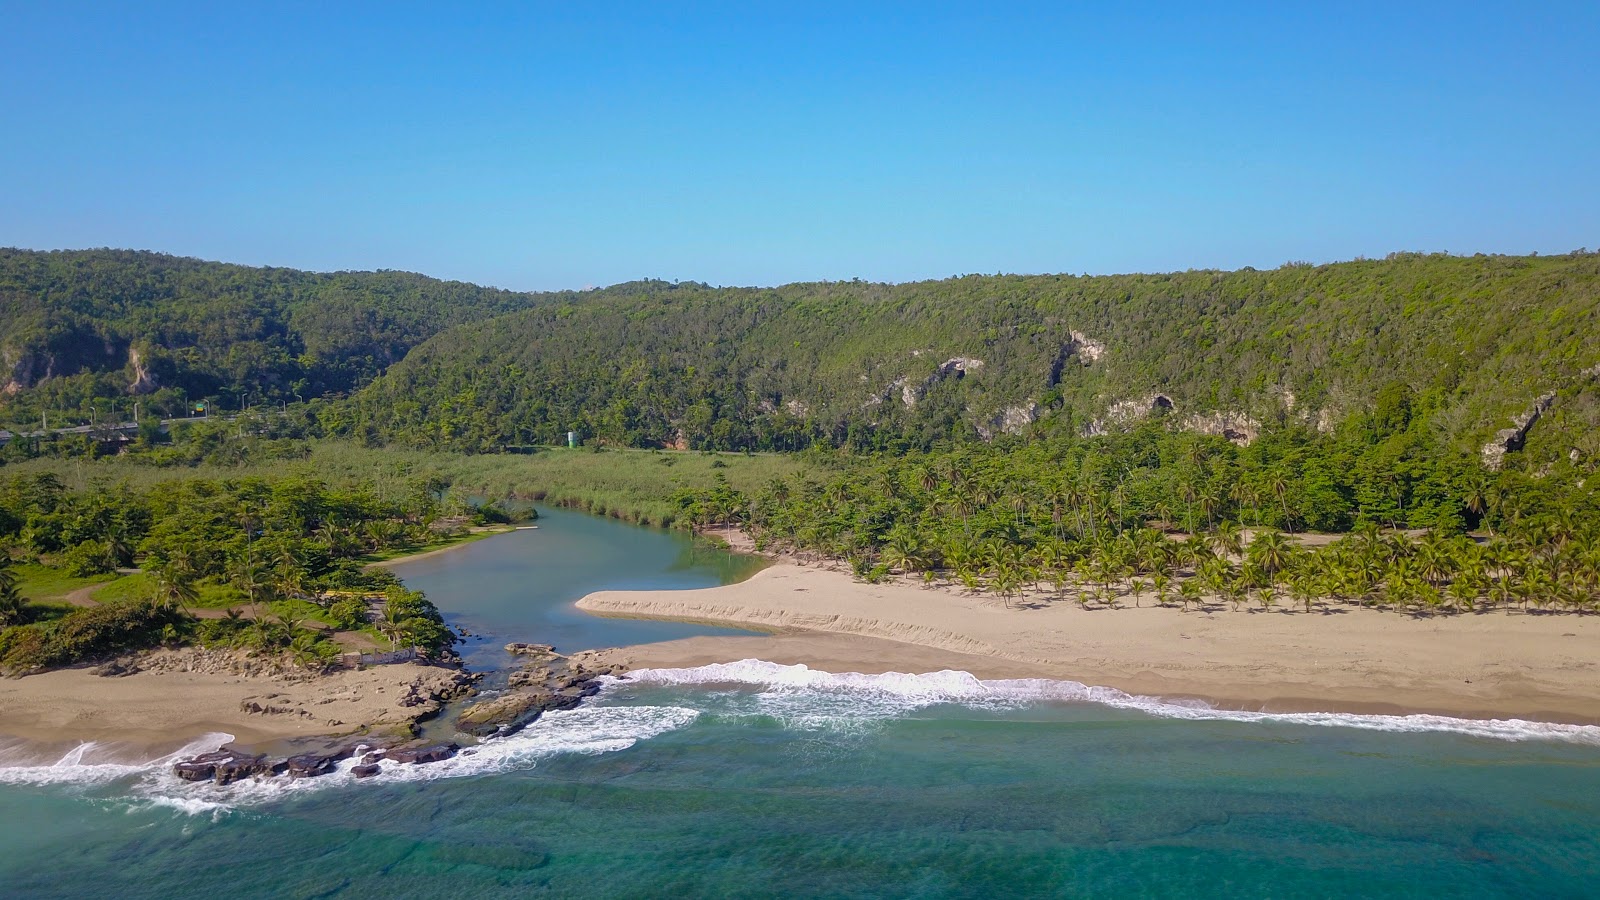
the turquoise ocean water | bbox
[1,509,1596,897]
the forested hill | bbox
[351,252,1600,460]
[0,248,551,421]
[6,248,1599,465]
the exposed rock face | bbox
[1087,395,1175,435]
[1067,330,1105,363]
[889,356,985,409]
[127,346,158,395]
[939,356,983,377]
[1087,395,1258,444]
[1482,392,1557,471]
[976,402,1043,440]
[1179,411,1260,445]
[351,763,381,778]
[2,348,51,396]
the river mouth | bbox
[388,504,764,672]
[384,505,764,739]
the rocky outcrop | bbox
[1482,392,1557,471]
[2,348,51,396]
[454,650,620,738]
[285,749,354,778]
[1048,332,1105,386]
[887,356,985,409]
[172,735,462,784]
[126,346,158,394]
[505,642,556,657]
[387,742,459,764]
[1179,411,1260,445]
[976,402,1043,440]
[173,750,274,785]
[1087,395,1258,444]
[1087,395,1175,435]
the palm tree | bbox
[1210,521,1244,559]
[233,558,266,607]
[152,566,199,614]
[1247,529,1295,582]
[1177,578,1203,612]
[1288,572,1318,614]
[1128,576,1149,608]
[1462,475,1490,535]
[1266,470,1293,533]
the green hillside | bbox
[351,252,1600,458]
[0,248,550,425]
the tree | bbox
[0,551,24,627]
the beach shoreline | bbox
[0,650,472,752]
[578,559,1600,724]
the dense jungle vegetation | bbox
[672,417,1600,615]
[0,248,546,426]
[6,249,1599,470]
[0,471,464,674]
[348,251,1600,459]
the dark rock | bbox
[214,753,273,785]
[351,763,382,778]
[389,743,459,765]
[360,750,386,765]
[174,750,273,784]
[284,750,353,778]
[172,750,234,782]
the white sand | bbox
[579,562,1600,722]
[0,655,464,746]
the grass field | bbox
[13,562,114,603]
[4,442,817,528]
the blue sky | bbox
[2,2,1597,290]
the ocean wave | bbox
[0,733,237,787]
[0,705,700,812]
[612,659,1600,746]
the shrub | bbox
[58,540,116,577]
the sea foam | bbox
[0,733,237,787]
[613,659,1600,746]
[0,704,701,812]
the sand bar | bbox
[0,651,466,750]
[578,562,1600,723]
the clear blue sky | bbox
[2,2,1597,291]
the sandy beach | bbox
[0,650,468,749]
[579,561,1600,723]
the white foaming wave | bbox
[0,732,236,787]
[612,659,1600,746]
[131,704,701,811]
